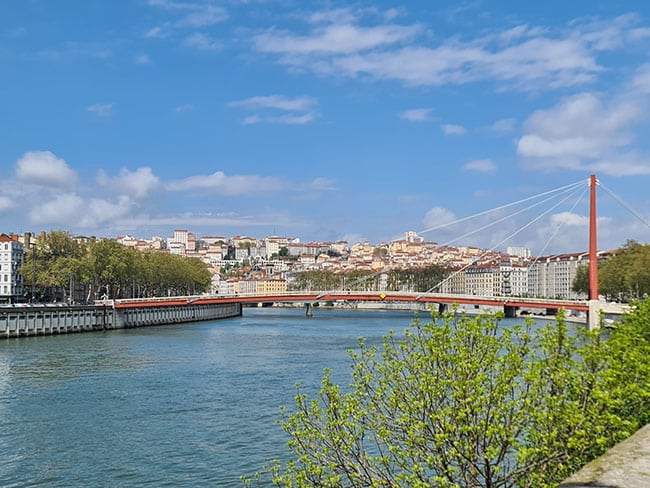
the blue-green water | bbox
[0,307,426,487]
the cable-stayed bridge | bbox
[105,174,650,330]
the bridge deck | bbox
[108,291,593,312]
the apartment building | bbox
[168,229,197,253]
[528,252,590,299]
[439,268,467,295]
[465,265,498,296]
[0,233,24,302]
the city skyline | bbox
[2,1,650,255]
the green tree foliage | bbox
[291,270,380,292]
[245,306,650,487]
[291,271,343,291]
[572,265,589,296]
[572,241,650,301]
[291,266,449,294]
[20,231,212,301]
[386,265,449,293]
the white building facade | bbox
[0,234,24,302]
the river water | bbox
[0,307,533,487]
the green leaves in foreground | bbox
[244,303,650,488]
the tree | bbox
[573,241,650,302]
[386,265,449,293]
[19,231,89,302]
[572,264,589,296]
[245,307,650,487]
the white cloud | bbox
[423,206,456,228]
[308,8,358,25]
[175,104,193,113]
[147,1,227,31]
[135,54,151,64]
[253,23,421,56]
[550,211,589,227]
[632,63,650,94]
[463,159,497,173]
[183,33,221,51]
[176,5,227,28]
[30,193,84,225]
[29,193,134,228]
[517,92,649,175]
[442,124,467,135]
[498,24,532,43]
[166,171,285,195]
[399,108,432,121]
[145,26,165,38]
[242,114,263,125]
[243,113,317,125]
[229,95,318,112]
[250,13,650,91]
[230,95,318,125]
[15,151,77,188]
[97,167,160,199]
[0,196,13,213]
[489,117,517,134]
[383,8,402,22]
[304,177,336,191]
[120,210,298,230]
[87,103,113,117]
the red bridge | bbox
[107,175,631,329]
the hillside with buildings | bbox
[0,229,614,304]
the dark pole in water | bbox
[306,302,313,318]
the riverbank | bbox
[0,301,242,338]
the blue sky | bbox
[2,0,650,254]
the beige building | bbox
[528,252,591,299]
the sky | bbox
[2,0,650,255]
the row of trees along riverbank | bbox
[20,231,211,303]
[245,301,650,487]
[290,265,449,292]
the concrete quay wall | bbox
[114,302,242,328]
[0,302,242,338]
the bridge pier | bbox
[504,305,518,318]
[438,303,448,314]
[306,302,313,318]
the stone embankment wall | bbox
[560,423,650,487]
[114,302,241,328]
[0,302,242,338]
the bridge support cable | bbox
[418,181,589,298]
[599,182,650,231]
[416,179,586,237]
[433,185,586,249]
[525,182,589,270]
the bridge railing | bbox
[101,291,590,308]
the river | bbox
[0,307,536,487]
